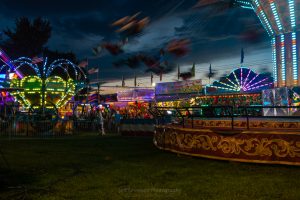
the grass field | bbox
[0,135,300,200]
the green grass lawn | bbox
[0,135,300,200]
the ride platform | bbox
[154,118,300,166]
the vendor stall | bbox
[155,79,202,105]
[114,88,155,136]
[114,88,154,118]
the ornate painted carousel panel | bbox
[154,126,300,166]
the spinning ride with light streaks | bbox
[232,0,300,87]
[0,55,86,112]
[209,67,273,93]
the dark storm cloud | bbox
[0,0,195,53]
[170,7,269,64]
[119,5,269,69]
[93,4,270,81]
[56,14,107,36]
[0,0,270,81]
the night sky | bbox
[0,0,272,89]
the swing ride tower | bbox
[235,0,300,87]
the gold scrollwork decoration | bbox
[157,128,300,159]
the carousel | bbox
[153,67,300,166]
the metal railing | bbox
[151,105,300,130]
[0,117,101,137]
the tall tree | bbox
[2,17,51,58]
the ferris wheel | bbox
[210,67,273,93]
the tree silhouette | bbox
[2,17,51,58]
[44,48,77,63]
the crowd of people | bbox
[70,104,154,135]
[60,93,264,133]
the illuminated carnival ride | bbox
[152,67,300,166]
[232,0,300,87]
[207,67,273,93]
[0,49,86,130]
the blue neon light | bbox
[289,0,296,28]
[235,0,252,9]
[270,2,283,31]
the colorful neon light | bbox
[281,34,286,81]
[271,37,277,82]
[10,75,76,109]
[5,57,86,109]
[238,1,299,86]
[292,32,297,81]
[210,67,273,92]
[253,0,274,36]
[0,49,23,78]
